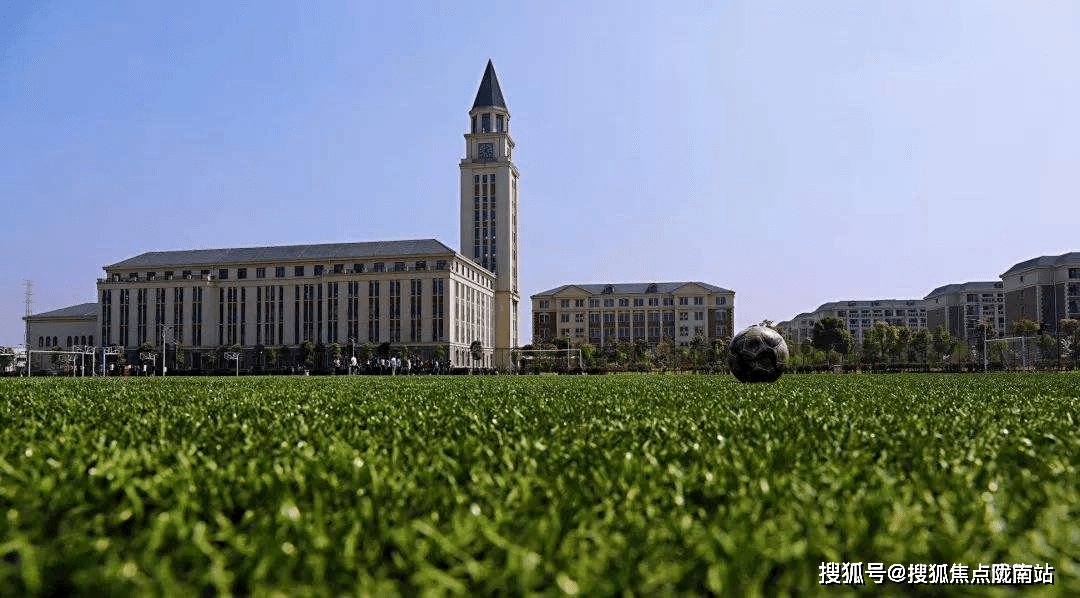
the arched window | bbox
[38,336,43,348]
[81,336,86,345]
[88,335,94,346]
[67,336,72,347]
[53,336,58,347]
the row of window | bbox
[538,296,727,309]
[472,113,505,134]
[37,335,94,348]
[112,260,452,283]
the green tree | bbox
[1012,317,1039,337]
[469,340,484,372]
[361,343,376,362]
[264,347,280,371]
[173,343,188,371]
[299,340,316,369]
[433,344,446,363]
[931,327,953,365]
[328,342,343,370]
[812,317,853,356]
[911,329,931,364]
[1061,318,1080,369]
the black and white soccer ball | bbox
[728,325,789,383]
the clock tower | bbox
[461,60,519,367]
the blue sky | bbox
[2,1,1078,347]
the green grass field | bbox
[1,373,1078,597]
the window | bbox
[67,336,72,347]
[663,298,674,306]
[394,262,406,272]
[560,299,570,308]
[471,115,477,134]
[618,298,629,307]
[294,266,305,277]
[678,297,689,305]
[604,299,614,308]
[539,300,550,309]
[575,313,584,323]
[275,266,285,278]
[237,268,247,280]
[415,261,427,271]
[560,314,570,323]
[333,264,344,274]
[647,283,657,293]
[481,113,491,133]
[693,297,704,305]
[353,263,365,273]
[634,298,644,306]
[38,337,43,348]
[694,312,704,321]
[219,269,229,280]
[716,297,726,305]
[373,263,385,273]
[649,298,659,306]
[435,260,447,270]
[314,265,325,276]
[1070,268,1080,279]
[574,299,584,308]
[589,299,600,308]
[679,312,689,321]
[496,114,504,132]
[256,267,266,279]
[182,270,192,279]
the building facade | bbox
[531,282,734,348]
[923,281,1004,342]
[779,299,928,345]
[96,240,496,368]
[23,303,98,372]
[1000,252,1080,334]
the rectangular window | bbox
[679,297,689,305]
[481,113,491,133]
[539,300,550,309]
[353,263,364,273]
[560,313,570,323]
[182,270,192,279]
[575,299,584,308]
[190,287,203,347]
[373,262,385,272]
[394,262,406,272]
[663,298,674,306]
[410,279,422,342]
[275,266,286,278]
[294,266,305,277]
[560,299,570,308]
[693,297,704,305]
[618,298,629,307]
[496,114,504,132]
[237,268,247,280]
[218,269,229,280]
[389,280,401,342]
[415,261,427,271]
[314,265,325,276]
[255,267,266,279]
[432,278,445,341]
[346,281,360,343]
[136,288,148,345]
[368,281,380,343]
[604,299,614,308]
[634,298,644,306]
[1070,268,1080,279]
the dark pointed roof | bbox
[472,59,507,111]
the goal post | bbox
[513,348,584,373]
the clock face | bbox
[478,143,494,159]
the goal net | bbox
[514,348,584,372]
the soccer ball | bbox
[728,325,789,383]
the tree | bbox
[931,327,953,365]
[469,340,484,372]
[812,317,853,355]
[1012,317,1039,337]
[299,340,316,369]
[911,329,931,364]
[173,343,188,371]
[1061,318,1080,369]
[361,343,376,362]
[433,344,446,363]
[690,333,710,367]
[328,342,343,370]
[264,347,280,371]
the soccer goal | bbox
[980,335,1049,370]
[514,348,584,372]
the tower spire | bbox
[472,59,507,111]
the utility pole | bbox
[23,279,33,376]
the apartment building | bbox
[779,299,928,345]
[924,281,1005,341]
[1000,252,1080,334]
[531,282,734,348]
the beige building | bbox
[26,60,521,371]
[23,302,98,372]
[1000,252,1080,334]
[531,282,734,348]
[97,240,495,368]
[779,299,928,345]
[924,281,1004,342]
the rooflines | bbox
[1001,252,1080,277]
[104,239,457,270]
[532,281,733,298]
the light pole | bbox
[161,325,176,376]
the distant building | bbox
[530,282,734,348]
[1000,252,1080,334]
[923,281,1005,342]
[23,302,98,372]
[778,299,927,345]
